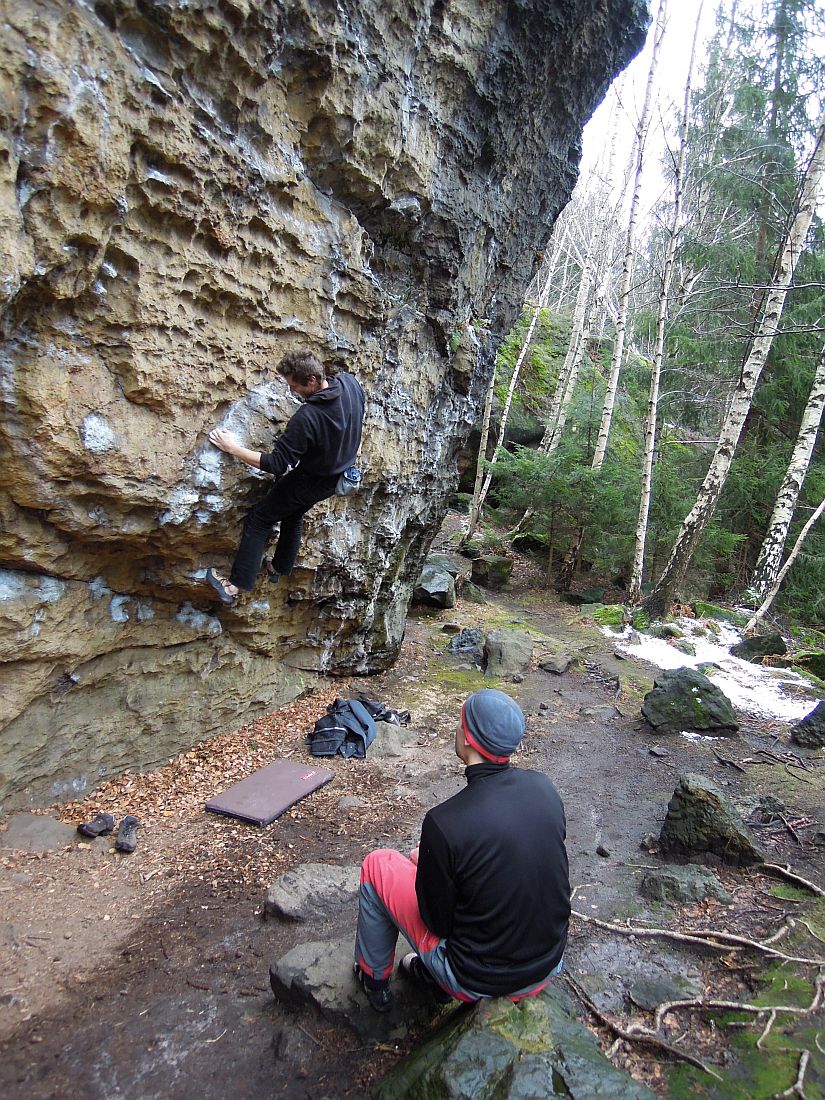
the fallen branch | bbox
[761,864,825,898]
[571,911,825,966]
[564,976,723,1080]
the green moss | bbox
[692,601,749,626]
[768,884,811,902]
[591,604,626,627]
[434,665,497,691]
[631,609,651,631]
[667,963,825,1099]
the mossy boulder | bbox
[591,604,625,627]
[374,985,655,1099]
[790,701,825,749]
[631,608,650,632]
[471,555,513,589]
[691,601,748,626]
[730,633,787,663]
[659,773,765,866]
[641,668,739,735]
[639,863,732,906]
[792,650,825,681]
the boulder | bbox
[0,812,77,852]
[484,629,533,677]
[424,553,463,578]
[471,555,513,589]
[641,668,739,735]
[792,651,825,680]
[269,937,434,1043]
[447,628,486,665]
[375,985,655,1099]
[461,581,487,604]
[413,564,456,609]
[539,653,575,675]
[790,701,825,749]
[730,633,787,663]
[0,0,648,809]
[639,864,732,906]
[659,773,766,866]
[264,863,360,923]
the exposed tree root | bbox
[761,863,825,898]
[571,910,825,966]
[563,976,723,1080]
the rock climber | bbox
[352,689,570,1012]
[205,350,364,606]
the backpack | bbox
[307,698,377,759]
[306,696,411,759]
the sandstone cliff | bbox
[0,0,647,806]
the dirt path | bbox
[1,537,823,1098]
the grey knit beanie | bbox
[461,689,526,762]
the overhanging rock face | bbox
[0,0,647,806]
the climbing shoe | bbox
[353,963,394,1013]
[114,815,140,854]
[399,953,453,1003]
[206,568,237,605]
[262,558,281,585]
[77,812,115,838]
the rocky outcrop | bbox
[641,668,739,735]
[658,774,766,866]
[0,0,647,806]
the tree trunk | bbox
[466,272,553,537]
[644,106,825,619]
[627,1,703,605]
[746,343,825,602]
[745,496,825,632]
[467,373,496,536]
[591,0,667,471]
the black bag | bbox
[307,698,377,758]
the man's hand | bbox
[209,427,239,455]
[409,846,420,866]
[209,428,263,470]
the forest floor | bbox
[1,517,823,1100]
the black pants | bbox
[229,469,340,590]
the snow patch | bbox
[81,412,116,453]
[604,617,817,722]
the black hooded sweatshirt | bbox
[415,762,570,996]
[259,372,364,480]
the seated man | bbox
[353,689,570,1012]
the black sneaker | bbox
[399,953,453,1003]
[353,964,394,1013]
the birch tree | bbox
[744,496,825,631]
[746,344,825,602]
[591,0,667,471]
[643,106,825,619]
[467,271,553,536]
[627,2,704,605]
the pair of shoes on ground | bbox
[77,812,140,853]
[354,954,454,1013]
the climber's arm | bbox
[209,428,262,470]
